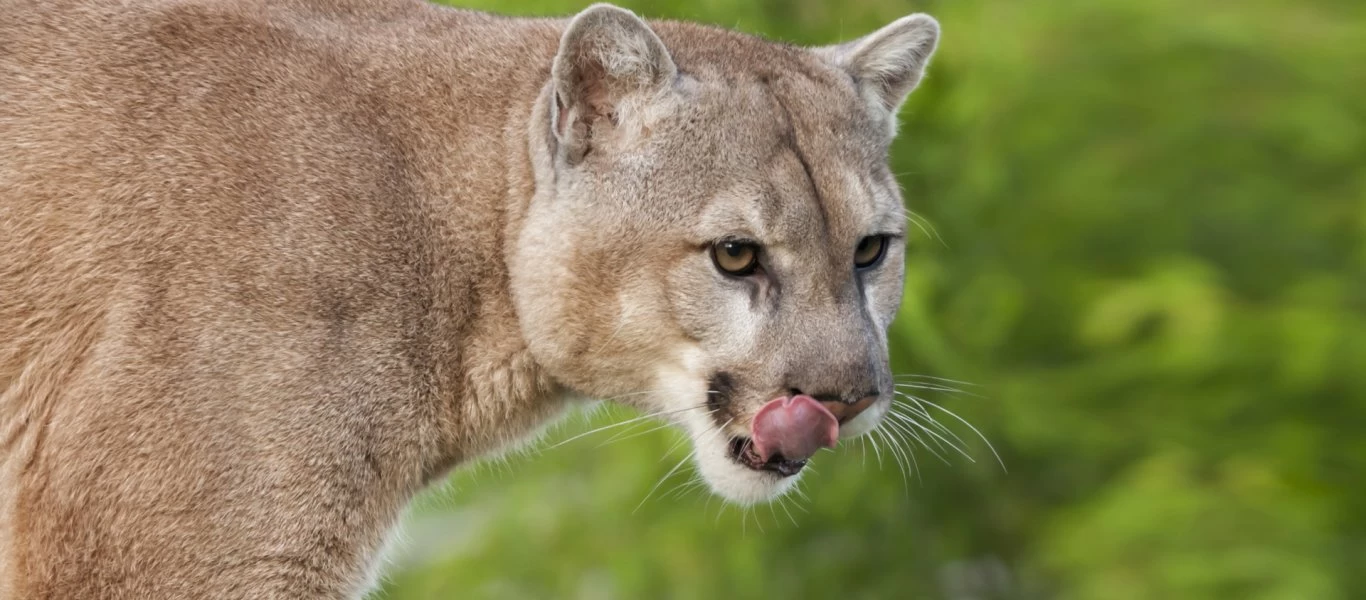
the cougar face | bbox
[512,6,939,504]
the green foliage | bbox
[378,0,1366,598]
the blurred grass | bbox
[376,0,1366,598]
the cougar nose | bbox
[810,392,878,425]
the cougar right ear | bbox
[818,14,940,116]
[550,3,677,164]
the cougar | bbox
[0,0,940,596]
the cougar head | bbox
[511,3,939,504]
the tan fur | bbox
[0,1,938,597]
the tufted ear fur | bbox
[550,3,677,164]
[818,14,940,115]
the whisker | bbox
[885,419,926,485]
[887,403,973,462]
[664,477,707,501]
[877,427,913,492]
[590,308,632,356]
[886,425,921,486]
[594,389,665,403]
[545,402,707,450]
[597,408,716,448]
[887,407,957,461]
[704,417,735,442]
[893,393,977,455]
[917,217,946,247]
[882,412,951,466]
[894,382,985,399]
[867,428,886,469]
[596,421,672,448]
[634,450,694,515]
[894,374,981,387]
[779,498,799,526]
[907,215,937,244]
[660,428,693,459]
[663,416,735,464]
[788,497,811,514]
[777,495,799,526]
[902,210,948,248]
[915,397,1007,472]
[881,406,936,448]
[873,428,900,477]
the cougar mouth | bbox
[727,436,808,477]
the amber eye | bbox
[854,235,889,269]
[711,241,760,276]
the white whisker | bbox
[888,420,926,485]
[777,495,799,526]
[893,393,976,455]
[634,450,695,515]
[660,429,692,459]
[868,428,886,469]
[545,402,707,450]
[886,426,920,486]
[915,397,1007,472]
[664,477,707,501]
[877,426,915,491]
[598,408,716,448]
[882,412,951,466]
[887,408,956,461]
[902,210,947,248]
[664,415,734,463]
[894,382,985,399]
[887,403,972,462]
[896,377,983,390]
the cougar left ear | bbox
[817,14,940,115]
[551,3,677,164]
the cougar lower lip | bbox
[727,436,807,477]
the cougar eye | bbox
[711,241,760,276]
[854,235,889,270]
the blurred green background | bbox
[377,0,1366,598]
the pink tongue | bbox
[751,395,839,462]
